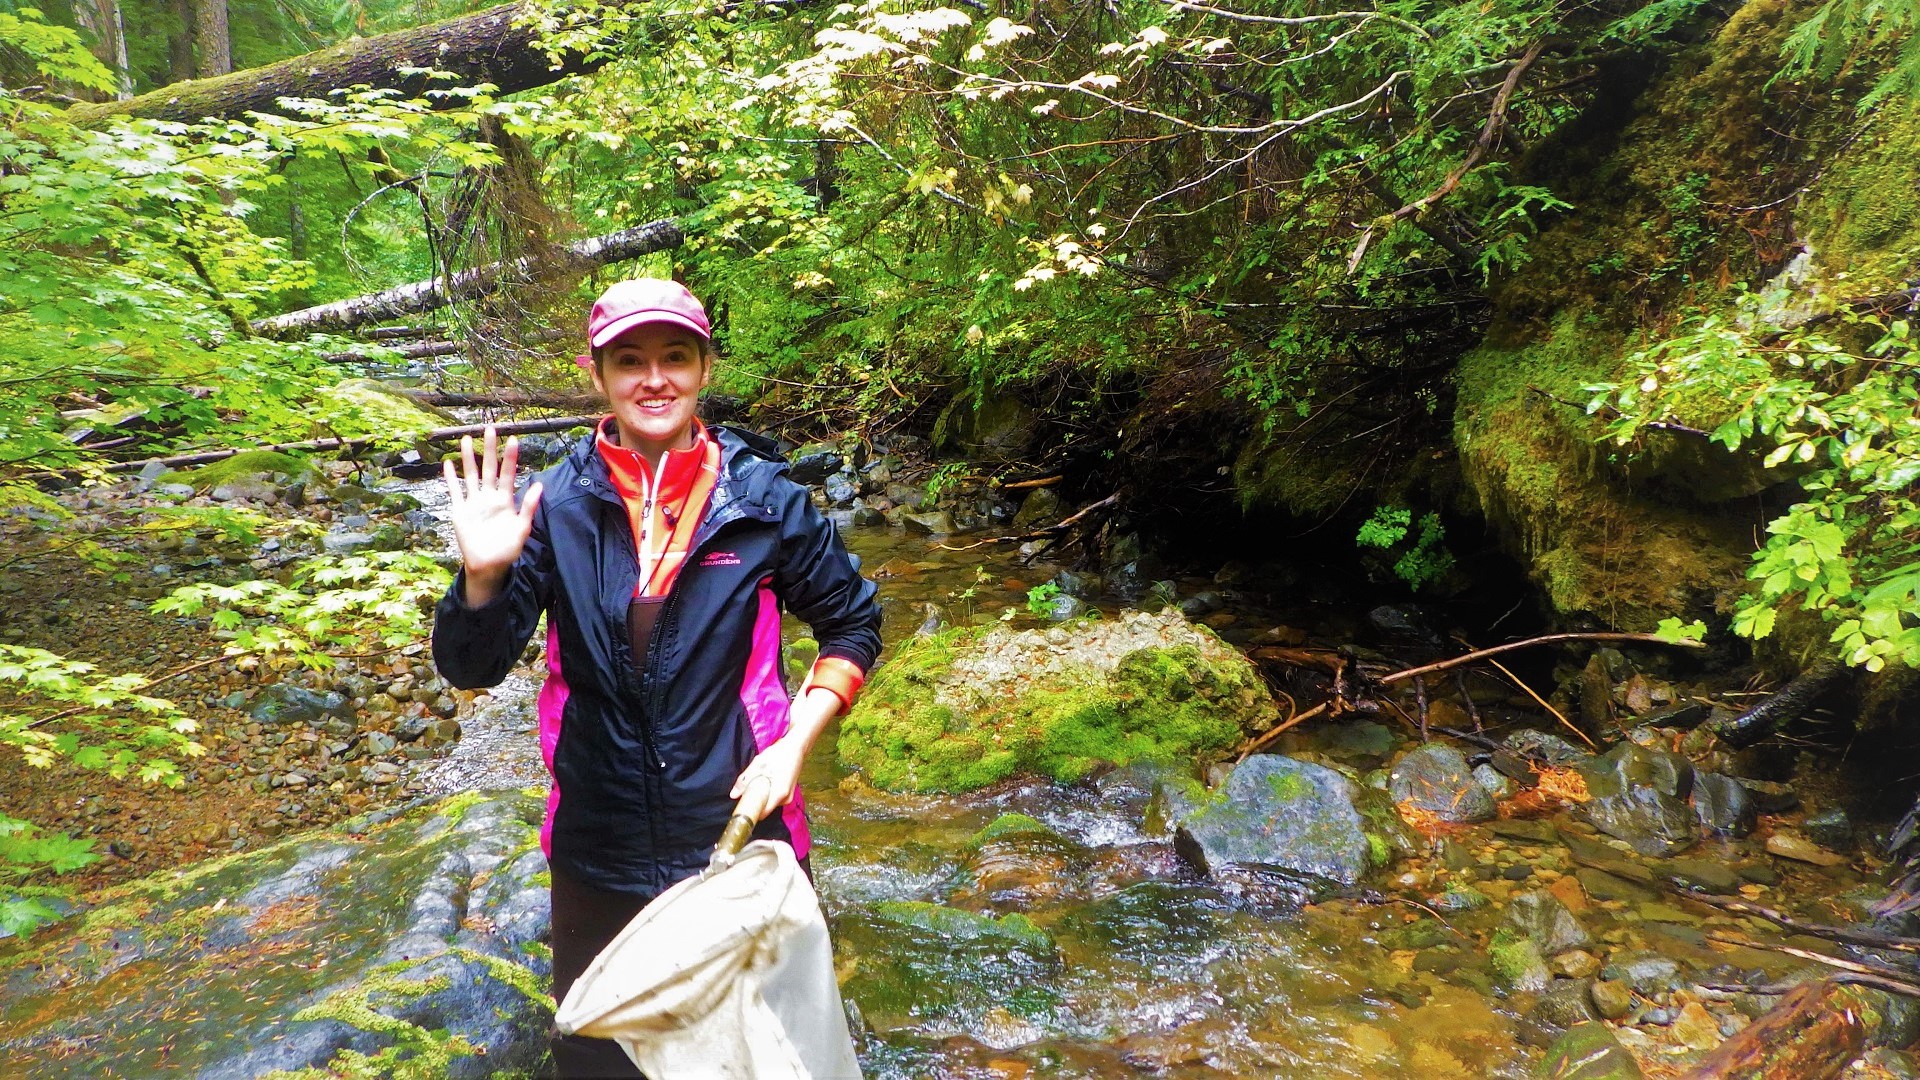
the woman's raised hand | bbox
[444,425,543,607]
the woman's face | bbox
[592,323,711,455]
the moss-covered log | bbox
[66,3,595,125]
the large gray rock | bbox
[1390,743,1496,823]
[1011,487,1065,529]
[932,394,1039,461]
[0,793,551,1080]
[903,510,957,536]
[1504,729,1595,767]
[824,471,860,506]
[788,448,843,485]
[1691,771,1756,838]
[1576,742,1697,857]
[1169,755,1377,887]
[1502,890,1592,956]
[250,685,355,726]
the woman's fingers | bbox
[500,434,520,488]
[443,458,464,509]
[518,480,543,525]
[459,434,479,501]
[481,425,498,486]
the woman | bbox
[431,277,883,1078]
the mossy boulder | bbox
[163,450,315,493]
[837,609,1276,792]
[0,792,551,1080]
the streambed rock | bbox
[1166,754,1377,887]
[1575,742,1697,857]
[1390,743,1496,823]
[838,609,1275,791]
[0,792,551,1080]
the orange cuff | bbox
[799,656,866,714]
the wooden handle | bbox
[714,774,774,862]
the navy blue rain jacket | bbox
[432,425,882,895]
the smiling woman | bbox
[432,276,883,1077]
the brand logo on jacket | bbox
[699,551,742,567]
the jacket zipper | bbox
[638,489,766,753]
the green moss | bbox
[1267,769,1308,802]
[1351,786,1420,861]
[447,946,549,1006]
[968,813,1058,848]
[1440,883,1491,911]
[262,962,479,1080]
[839,624,1273,792]
[163,450,313,491]
[869,901,1057,955]
[1796,102,1920,288]
[434,790,488,827]
[1452,312,1750,628]
[1486,927,1546,988]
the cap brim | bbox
[589,310,711,349]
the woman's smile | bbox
[591,323,711,458]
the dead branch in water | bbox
[1233,630,1703,758]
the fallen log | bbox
[1710,660,1846,748]
[1680,979,1873,1080]
[405,390,603,410]
[1230,630,1702,759]
[70,0,819,126]
[320,340,465,364]
[251,219,684,338]
[65,415,599,477]
[1379,631,1704,685]
[1682,893,1920,955]
[360,326,440,341]
[67,3,604,125]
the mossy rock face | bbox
[0,792,552,1080]
[164,450,315,492]
[838,610,1276,792]
[869,901,1058,955]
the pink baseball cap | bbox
[587,278,711,349]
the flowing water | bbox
[799,530,1535,1079]
[405,484,1846,1078]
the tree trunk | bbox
[190,0,230,78]
[250,218,684,338]
[69,0,132,99]
[319,340,467,364]
[168,0,195,84]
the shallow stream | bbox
[412,481,1869,1078]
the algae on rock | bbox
[838,609,1276,792]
